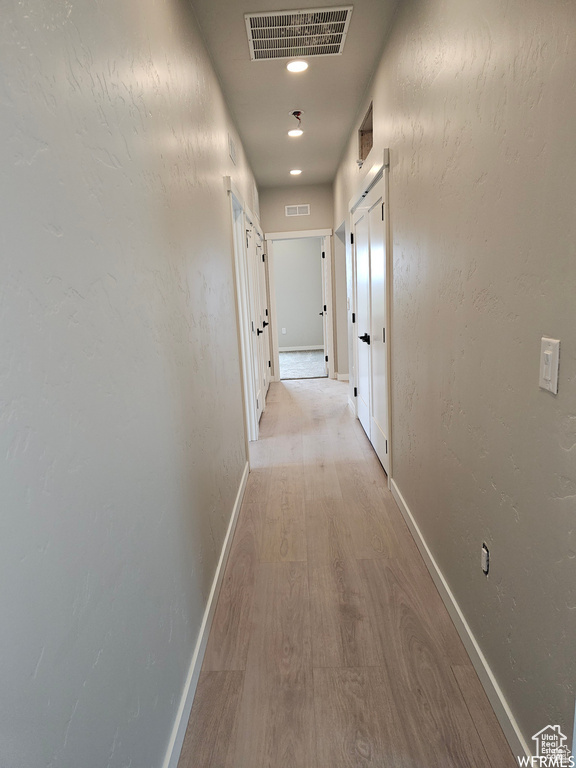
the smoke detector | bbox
[245,6,353,61]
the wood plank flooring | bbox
[179,379,516,768]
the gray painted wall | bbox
[335,0,576,746]
[273,238,324,350]
[260,183,333,233]
[0,2,256,766]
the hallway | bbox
[178,379,515,767]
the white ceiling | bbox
[190,0,399,188]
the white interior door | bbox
[230,192,258,442]
[354,208,371,437]
[246,223,264,421]
[353,179,389,472]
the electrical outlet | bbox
[281,327,287,334]
[481,543,490,576]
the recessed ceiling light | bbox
[290,169,302,175]
[288,129,303,137]
[287,60,308,73]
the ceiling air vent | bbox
[245,6,353,61]
[286,204,310,217]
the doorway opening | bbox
[273,237,326,380]
[265,228,334,382]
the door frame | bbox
[265,228,334,382]
[348,149,393,478]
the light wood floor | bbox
[178,379,516,768]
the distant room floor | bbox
[279,350,327,380]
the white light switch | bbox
[539,337,560,394]
[281,327,287,335]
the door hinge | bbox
[265,308,268,316]
[325,355,328,362]
[268,360,271,368]
[354,387,358,397]
[383,327,385,343]
[352,312,356,323]
[382,202,384,221]
[256,398,259,409]
[262,253,266,262]
[350,233,354,245]
[323,304,327,312]
[385,439,388,453]
[322,251,325,259]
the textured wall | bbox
[335,0,576,746]
[0,1,256,766]
[273,238,324,349]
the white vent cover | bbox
[245,6,353,61]
[285,204,310,217]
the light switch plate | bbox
[539,337,560,394]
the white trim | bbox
[265,228,332,241]
[279,345,324,352]
[224,176,242,207]
[347,396,355,415]
[337,373,349,381]
[389,479,530,761]
[162,462,250,768]
[348,148,390,214]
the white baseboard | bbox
[278,345,324,352]
[389,479,530,761]
[348,396,355,415]
[337,373,349,382]
[162,461,250,768]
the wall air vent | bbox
[285,204,310,217]
[245,6,353,61]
